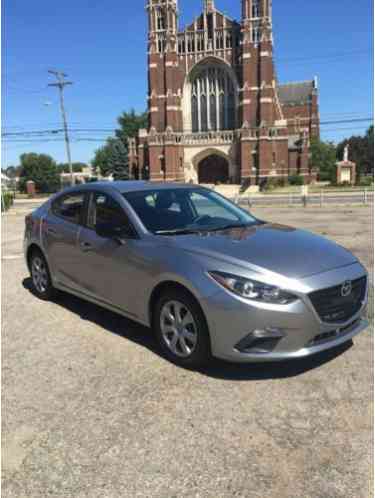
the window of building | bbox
[225,31,233,49]
[252,25,261,43]
[252,0,260,18]
[197,32,205,52]
[156,9,165,31]
[210,94,217,130]
[52,193,85,225]
[216,30,224,50]
[192,95,199,131]
[157,35,166,53]
[187,33,195,53]
[191,65,236,132]
[178,37,186,54]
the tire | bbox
[153,289,212,368]
[29,249,56,301]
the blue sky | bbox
[2,0,374,168]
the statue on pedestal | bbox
[343,144,349,163]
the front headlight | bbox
[209,271,298,305]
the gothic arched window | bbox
[156,9,165,31]
[252,0,260,18]
[192,95,198,131]
[190,65,236,132]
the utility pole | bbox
[48,70,74,186]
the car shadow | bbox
[23,277,353,381]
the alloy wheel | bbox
[31,256,49,294]
[160,300,198,358]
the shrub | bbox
[263,178,279,191]
[358,176,374,187]
[288,175,304,186]
[1,191,15,212]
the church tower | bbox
[241,0,274,128]
[240,0,287,183]
[147,0,181,133]
[146,0,184,181]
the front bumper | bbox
[201,263,369,363]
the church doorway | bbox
[198,154,229,184]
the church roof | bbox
[278,81,315,106]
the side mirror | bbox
[95,223,133,244]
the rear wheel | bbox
[29,250,55,300]
[153,289,211,368]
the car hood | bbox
[169,223,357,279]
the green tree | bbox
[310,138,337,182]
[106,139,130,181]
[115,109,148,143]
[92,139,129,179]
[92,109,147,179]
[19,153,60,193]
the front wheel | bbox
[153,289,212,368]
[29,250,56,300]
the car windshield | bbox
[123,188,258,235]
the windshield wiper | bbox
[155,228,203,236]
[205,223,253,232]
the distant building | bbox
[60,166,95,186]
[129,0,320,185]
[1,172,11,190]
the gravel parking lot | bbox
[2,204,373,498]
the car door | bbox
[77,191,144,318]
[43,191,89,292]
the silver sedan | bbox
[24,181,369,368]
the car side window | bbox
[52,193,86,225]
[89,193,135,234]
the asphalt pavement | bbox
[2,205,373,498]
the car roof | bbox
[60,181,203,195]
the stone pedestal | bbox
[336,160,356,185]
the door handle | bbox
[47,228,58,236]
[80,241,93,252]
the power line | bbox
[2,117,373,139]
[2,111,370,134]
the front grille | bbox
[309,276,367,324]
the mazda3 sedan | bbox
[24,181,369,367]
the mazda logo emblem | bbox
[341,280,352,297]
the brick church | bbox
[128,0,320,186]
